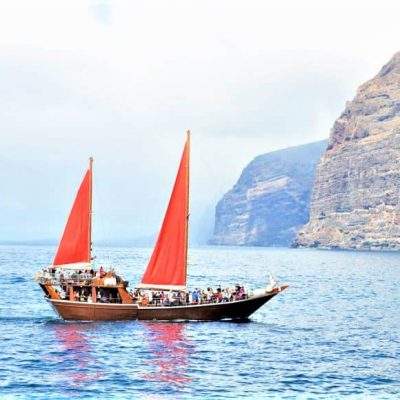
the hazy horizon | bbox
[2,1,400,245]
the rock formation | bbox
[296,51,400,250]
[210,140,327,246]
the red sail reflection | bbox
[52,323,102,386]
[143,322,191,385]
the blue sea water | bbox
[0,244,399,399]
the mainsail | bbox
[53,158,93,267]
[139,132,190,290]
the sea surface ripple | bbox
[0,245,399,399]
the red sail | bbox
[140,133,190,289]
[53,160,92,266]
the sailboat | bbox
[36,132,287,321]
[36,158,138,320]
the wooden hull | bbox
[48,299,138,321]
[137,292,278,321]
[48,287,286,321]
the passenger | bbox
[192,289,198,304]
[201,290,207,304]
[137,292,143,304]
[101,292,109,303]
[215,288,223,303]
[233,285,239,300]
[99,266,105,278]
[180,291,186,305]
[153,291,159,306]
[168,291,174,305]
[206,288,212,303]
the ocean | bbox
[0,245,399,399]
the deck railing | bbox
[35,272,123,287]
[36,273,95,286]
[137,295,249,307]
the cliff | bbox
[296,52,400,250]
[210,140,327,246]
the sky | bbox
[1,0,400,245]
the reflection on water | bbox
[143,322,192,385]
[51,323,102,387]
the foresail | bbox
[53,160,92,266]
[140,132,190,289]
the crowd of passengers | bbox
[56,286,121,303]
[42,266,249,306]
[132,285,248,306]
[43,266,121,284]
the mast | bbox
[184,130,190,282]
[88,157,93,262]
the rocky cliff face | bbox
[210,140,327,246]
[296,52,400,250]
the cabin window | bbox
[97,288,121,303]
